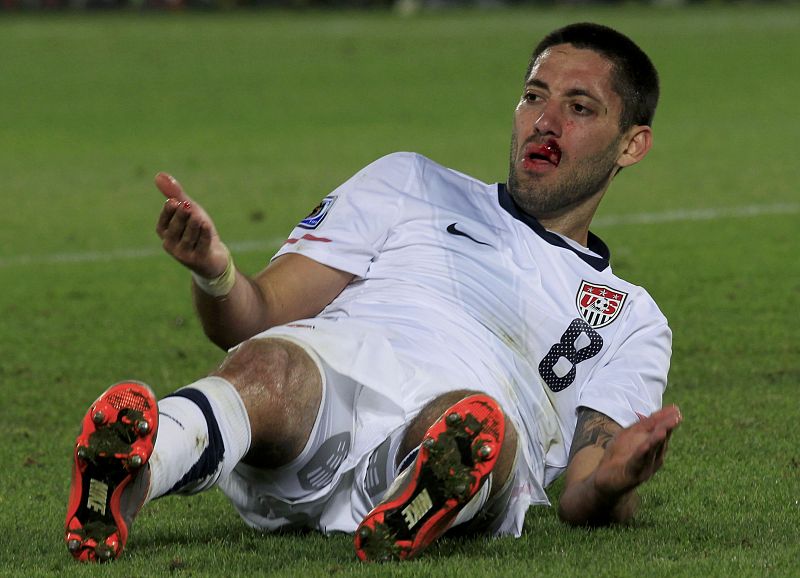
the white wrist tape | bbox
[192,250,236,297]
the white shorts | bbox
[218,320,547,536]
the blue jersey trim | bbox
[497,183,610,272]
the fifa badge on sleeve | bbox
[299,195,337,230]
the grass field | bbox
[1,5,799,577]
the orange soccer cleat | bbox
[64,381,157,562]
[354,394,505,562]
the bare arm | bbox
[558,405,682,526]
[192,253,353,349]
[155,173,353,350]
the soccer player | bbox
[65,22,682,563]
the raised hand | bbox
[593,404,682,497]
[154,172,230,279]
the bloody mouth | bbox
[523,140,562,168]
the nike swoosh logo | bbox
[446,223,490,246]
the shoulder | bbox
[331,153,421,202]
[354,153,491,208]
[353,152,418,183]
[348,152,426,195]
[578,272,672,364]
[601,271,670,331]
[365,152,486,186]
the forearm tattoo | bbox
[568,407,621,461]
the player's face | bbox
[507,44,628,219]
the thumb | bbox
[154,172,190,203]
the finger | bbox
[164,203,193,245]
[155,172,190,203]
[631,436,664,480]
[179,215,204,252]
[645,426,671,472]
[658,404,682,425]
[156,198,180,237]
[652,429,673,470]
[195,223,213,255]
[631,433,658,464]
[639,405,682,433]
[630,423,667,464]
[657,408,682,435]
[652,441,668,472]
[670,405,683,428]
[632,414,657,434]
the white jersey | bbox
[271,152,671,493]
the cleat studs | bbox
[422,437,435,449]
[445,412,462,426]
[358,526,372,539]
[128,454,143,469]
[76,446,90,460]
[454,483,467,496]
[95,544,114,562]
[92,411,106,425]
[477,444,494,460]
[136,420,150,436]
[67,539,81,553]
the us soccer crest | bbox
[576,281,628,329]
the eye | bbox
[571,103,594,116]
[524,92,542,103]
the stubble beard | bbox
[506,134,622,219]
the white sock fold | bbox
[146,376,251,502]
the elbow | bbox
[202,324,239,351]
[557,502,581,526]
[557,503,612,528]
[201,316,273,351]
[557,488,640,527]
[557,499,604,527]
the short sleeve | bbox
[578,317,672,428]
[271,152,417,278]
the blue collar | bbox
[497,183,610,272]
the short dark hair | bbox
[526,23,660,129]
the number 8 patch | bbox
[539,319,603,392]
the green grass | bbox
[1,5,799,576]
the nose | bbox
[533,101,562,137]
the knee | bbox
[399,390,518,467]
[213,338,323,467]
[216,338,292,391]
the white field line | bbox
[592,202,799,227]
[2,202,798,269]
[0,240,282,268]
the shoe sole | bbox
[64,381,158,562]
[354,394,505,561]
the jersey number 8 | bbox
[538,318,603,392]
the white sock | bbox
[146,376,251,502]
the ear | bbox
[617,125,653,169]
